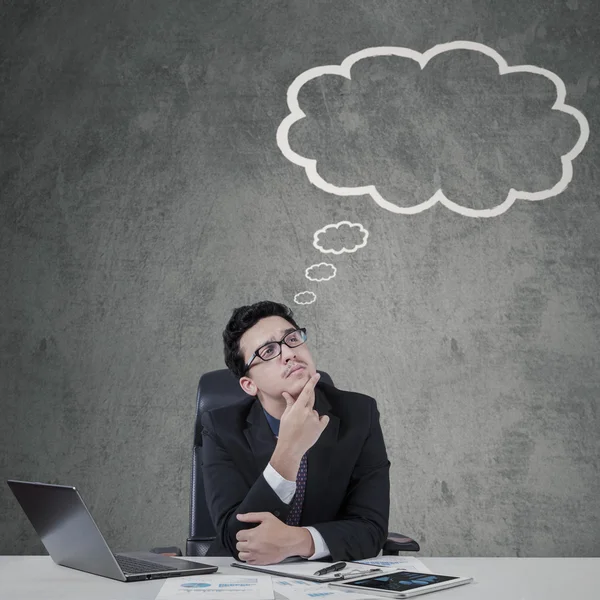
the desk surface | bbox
[1,556,598,600]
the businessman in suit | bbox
[201,300,390,564]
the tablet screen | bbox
[344,571,459,593]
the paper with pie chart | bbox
[156,575,274,599]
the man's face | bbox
[239,316,317,401]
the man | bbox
[201,300,390,564]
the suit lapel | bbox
[302,384,340,523]
[244,399,277,476]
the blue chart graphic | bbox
[276,578,310,586]
[181,582,212,588]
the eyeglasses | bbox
[244,328,307,372]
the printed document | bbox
[155,574,274,600]
[356,556,432,573]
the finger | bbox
[281,391,295,408]
[237,512,270,523]
[238,551,252,562]
[302,374,320,408]
[301,373,320,395]
[236,530,250,541]
[306,372,320,390]
[236,541,250,552]
[319,414,330,430]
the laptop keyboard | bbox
[115,554,178,574]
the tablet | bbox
[329,570,473,598]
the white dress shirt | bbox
[263,462,330,560]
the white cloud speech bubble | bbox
[293,291,317,305]
[313,221,369,255]
[276,41,590,218]
[305,262,337,282]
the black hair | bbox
[223,300,300,378]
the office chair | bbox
[185,368,420,556]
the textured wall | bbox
[1,0,599,557]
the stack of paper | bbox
[356,556,432,573]
[155,557,431,600]
[231,558,414,582]
[269,558,431,600]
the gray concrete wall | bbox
[1,0,599,557]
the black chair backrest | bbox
[188,368,334,549]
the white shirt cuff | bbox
[303,526,331,560]
[264,462,296,504]
[263,465,330,559]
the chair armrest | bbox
[150,545,183,557]
[186,537,215,557]
[183,532,419,557]
[382,532,420,555]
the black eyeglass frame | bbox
[244,328,307,372]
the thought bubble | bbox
[276,41,589,218]
[313,221,369,255]
[294,291,317,305]
[305,262,337,282]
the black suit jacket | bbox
[201,381,390,561]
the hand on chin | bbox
[283,372,310,397]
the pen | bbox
[354,568,383,575]
[314,562,347,576]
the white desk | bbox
[1,556,598,600]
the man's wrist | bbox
[270,444,303,481]
[290,526,315,558]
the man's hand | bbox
[236,512,314,564]
[270,374,330,480]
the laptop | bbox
[7,480,219,582]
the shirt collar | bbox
[262,409,280,436]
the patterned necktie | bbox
[286,453,307,526]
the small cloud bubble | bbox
[313,221,369,255]
[294,291,317,305]
[305,262,337,282]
